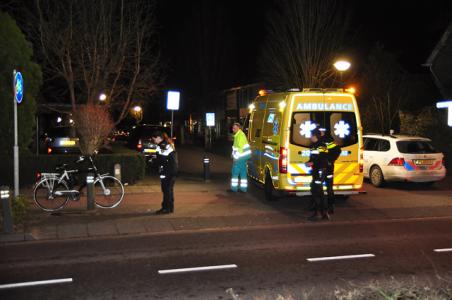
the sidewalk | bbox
[0,145,301,243]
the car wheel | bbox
[370,166,385,187]
[264,171,277,201]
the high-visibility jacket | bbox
[232,129,251,161]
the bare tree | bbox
[360,44,411,134]
[260,0,351,89]
[35,0,161,124]
[73,104,114,155]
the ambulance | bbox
[246,88,364,200]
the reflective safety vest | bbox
[232,129,251,161]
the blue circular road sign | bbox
[14,72,24,104]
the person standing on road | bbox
[320,129,341,214]
[230,122,251,192]
[151,130,178,214]
[307,128,330,221]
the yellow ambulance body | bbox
[247,88,364,200]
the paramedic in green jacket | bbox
[231,122,251,192]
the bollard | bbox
[0,186,13,234]
[86,174,95,210]
[203,155,211,182]
[114,163,121,182]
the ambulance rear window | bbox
[291,112,358,148]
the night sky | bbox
[157,0,452,93]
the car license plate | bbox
[144,149,156,153]
[413,159,434,165]
[59,140,76,146]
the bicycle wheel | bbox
[33,179,69,212]
[94,175,125,208]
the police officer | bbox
[230,123,251,192]
[151,131,178,214]
[307,128,330,221]
[322,130,341,214]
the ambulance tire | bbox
[370,165,385,187]
[264,172,277,201]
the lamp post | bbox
[333,60,351,87]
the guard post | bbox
[1,186,13,234]
[86,174,95,210]
[203,155,211,182]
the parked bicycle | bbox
[33,156,125,212]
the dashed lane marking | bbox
[0,278,73,290]
[434,248,452,253]
[158,264,238,274]
[307,254,375,262]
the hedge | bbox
[0,153,146,188]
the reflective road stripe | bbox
[158,264,238,274]
[307,254,375,262]
[434,248,452,253]
[0,278,73,290]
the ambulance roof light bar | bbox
[302,88,344,93]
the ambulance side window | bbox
[263,111,280,137]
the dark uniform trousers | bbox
[161,176,175,212]
[325,162,335,208]
[311,166,328,213]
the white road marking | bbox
[307,254,375,262]
[158,264,238,274]
[0,278,73,290]
[434,248,452,253]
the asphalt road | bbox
[1,181,452,299]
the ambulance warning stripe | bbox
[288,162,360,185]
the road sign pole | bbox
[13,70,20,197]
[171,110,174,138]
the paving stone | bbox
[116,220,147,235]
[145,219,175,233]
[29,225,58,240]
[87,222,118,237]
[58,224,88,239]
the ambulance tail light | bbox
[137,139,143,150]
[279,147,288,173]
[388,157,405,166]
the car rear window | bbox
[291,112,358,148]
[396,140,439,154]
[47,126,77,138]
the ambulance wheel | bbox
[370,166,385,187]
[264,172,277,201]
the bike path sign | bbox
[14,71,24,104]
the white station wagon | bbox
[363,134,446,187]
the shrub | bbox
[11,195,28,225]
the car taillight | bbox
[279,147,288,173]
[36,172,41,181]
[388,157,405,166]
[137,139,142,150]
[47,147,52,154]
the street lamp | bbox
[99,93,107,102]
[132,105,143,124]
[333,60,351,87]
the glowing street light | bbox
[132,105,143,123]
[99,93,107,102]
[333,59,351,87]
[333,60,351,72]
